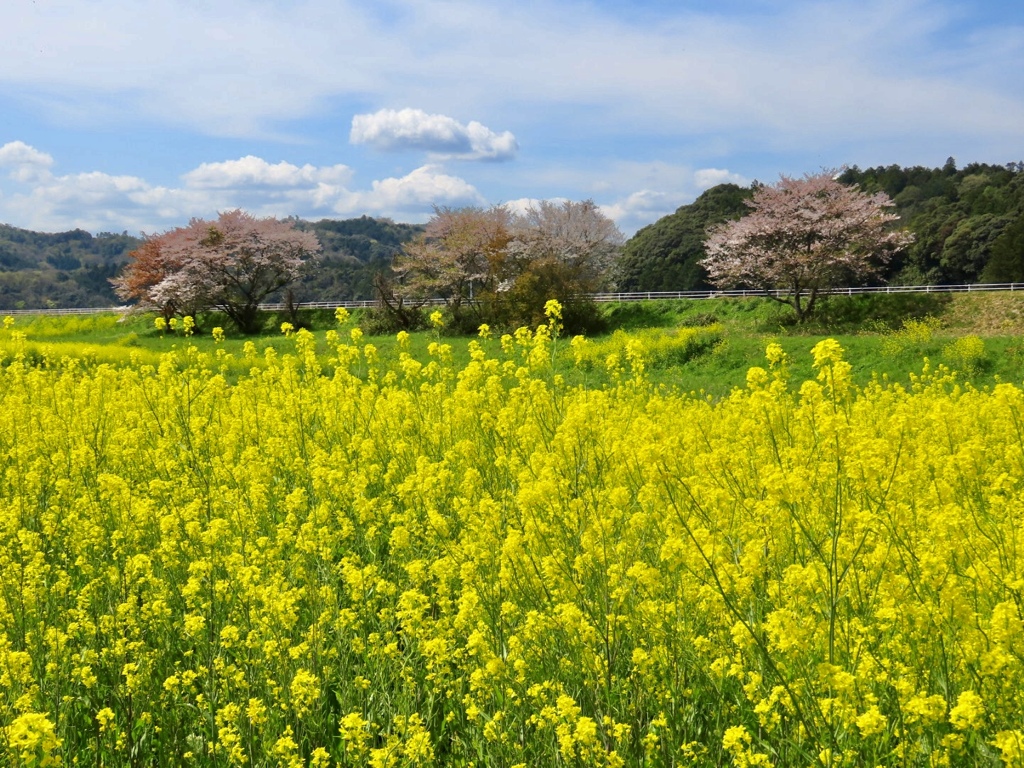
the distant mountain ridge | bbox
[0,216,424,311]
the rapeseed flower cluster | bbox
[1,314,1024,766]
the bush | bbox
[571,325,723,372]
[881,316,942,358]
[361,304,429,335]
[942,334,987,374]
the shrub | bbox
[942,334,987,374]
[571,325,723,372]
[881,315,942,358]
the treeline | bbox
[618,159,1024,291]
[4,160,1023,310]
[0,217,423,311]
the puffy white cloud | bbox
[0,141,55,182]
[182,156,353,189]
[351,108,518,161]
[354,165,485,213]
[0,143,482,232]
[693,168,748,190]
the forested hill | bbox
[0,216,423,310]
[0,225,140,310]
[838,161,1024,285]
[293,217,423,302]
[618,160,1024,292]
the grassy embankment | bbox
[3,291,1024,394]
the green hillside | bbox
[0,225,139,309]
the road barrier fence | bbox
[4,282,1024,316]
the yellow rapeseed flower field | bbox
[1,306,1024,766]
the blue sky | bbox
[0,0,1021,236]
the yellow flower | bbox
[855,706,887,738]
[5,712,62,767]
[994,730,1024,765]
[949,690,985,731]
[289,668,320,717]
[722,724,751,752]
[96,708,115,733]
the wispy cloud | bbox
[2,0,1020,151]
[350,108,518,161]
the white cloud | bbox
[693,168,748,190]
[599,191,678,235]
[355,165,485,213]
[502,197,567,217]
[507,161,751,234]
[351,108,518,161]
[579,164,752,234]
[0,140,55,182]
[0,140,758,236]
[0,143,483,232]
[182,156,353,189]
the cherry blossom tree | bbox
[501,199,624,328]
[512,199,624,280]
[390,200,622,331]
[114,210,320,333]
[391,204,514,318]
[702,172,913,321]
[111,237,199,322]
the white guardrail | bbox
[4,282,1024,316]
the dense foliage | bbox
[0,225,139,309]
[294,218,424,301]
[838,160,1024,284]
[2,313,1024,766]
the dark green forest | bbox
[617,159,1024,292]
[0,217,422,311]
